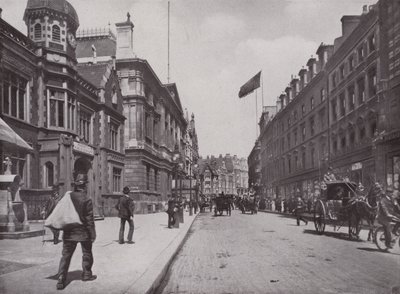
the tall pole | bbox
[255,89,258,137]
[167,1,170,83]
[261,71,264,108]
[189,162,193,216]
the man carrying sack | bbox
[115,186,135,244]
[48,174,96,290]
[42,183,62,244]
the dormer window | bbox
[52,25,61,42]
[34,23,42,40]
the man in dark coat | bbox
[115,186,135,244]
[293,196,308,226]
[43,183,62,244]
[57,174,96,290]
[166,199,176,228]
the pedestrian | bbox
[377,186,400,249]
[115,186,135,244]
[293,196,308,226]
[166,198,176,228]
[56,174,96,290]
[43,183,62,244]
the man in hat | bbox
[115,186,135,244]
[56,174,96,290]
[43,183,62,244]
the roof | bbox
[77,63,111,89]
[24,0,79,29]
[76,37,116,59]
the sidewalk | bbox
[0,211,197,294]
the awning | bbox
[0,117,34,153]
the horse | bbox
[348,183,381,241]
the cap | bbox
[123,186,130,194]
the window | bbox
[111,85,117,105]
[368,67,377,97]
[348,85,355,111]
[287,117,291,128]
[2,71,27,120]
[310,118,315,136]
[128,77,144,96]
[301,152,306,169]
[349,55,354,71]
[349,129,355,145]
[370,121,377,137]
[358,45,364,63]
[359,126,366,140]
[331,99,337,121]
[357,78,365,104]
[287,134,291,149]
[310,97,314,110]
[332,72,337,89]
[368,34,376,52]
[154,169,158,191]
[288,156,292,173]
[293,110,297,121]
[146,165,150,190]
[339,93,346,117]
[341,136,346,149]
[109,121,119,151]
[145,113,152,140]
[311,148,315,168]
[79,109,92,143]
[333,139,338,153]
[339,65,345,80]
[44,162,54,188]
[294,130,298,145]
[320,88,326,102]
[112,168,122,193]
[67,94,75,130]
[49,90,65,127]
[302,104,306,116]
[52,25,60,42]
[301,125,306,141]
[33,23,42,40]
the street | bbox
[156,210,400,294]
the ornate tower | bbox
[23,0,79,62]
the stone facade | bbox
[0,0,125,218]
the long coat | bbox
[115,195,134,219]
[62,191,96,242]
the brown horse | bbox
[349,183,381,241]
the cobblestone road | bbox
[156,210,400,294]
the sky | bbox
[0,0,377,158]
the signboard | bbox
[351,162,362,171]
[73,142,94,156]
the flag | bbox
[238,71,261,98]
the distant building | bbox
[248,140,261,194]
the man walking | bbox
[166,198,176,228]
[115,186,135,244]
[57,174,96,290]
[43,183,62,244]
[293,195,308,226]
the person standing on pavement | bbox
[293,196,308,226]
[43,183,62,244]
[56,174,96,290]
[115,186,135,244]
[166,198,176,228]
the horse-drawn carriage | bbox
[313,180,363,239]
[237,196,259,214]
[214,195,231,216]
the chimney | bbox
[316,43,334,70]
[279,93,286,108]
[91,44,97,64]
[116,12,135,59]
[306,56,317,79]
[285,86,292,103]
[341,15,361,39]
[362,5,368,15]
[276,98,282,112]
[290,76,299,98]
[298,67,308,90]
[0,8,2,18]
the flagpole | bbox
[255,89,258,138]
[261,71,264,108]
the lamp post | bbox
[172,145,184,224]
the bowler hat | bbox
[123,186,130,194]
[51,183,61,191]
[74,174,88,185]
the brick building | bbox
[0,0,125,218]
[257,0,400,202]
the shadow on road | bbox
[302,229,363,242]
[357,247,400,256]
[46,270,83,288]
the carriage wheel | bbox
[348,214,360,240]
[314,200,326,234]
[374,226,392,252]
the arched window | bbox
[52,25,61,42]
[34,23,42,40]
[44,162,54,188]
